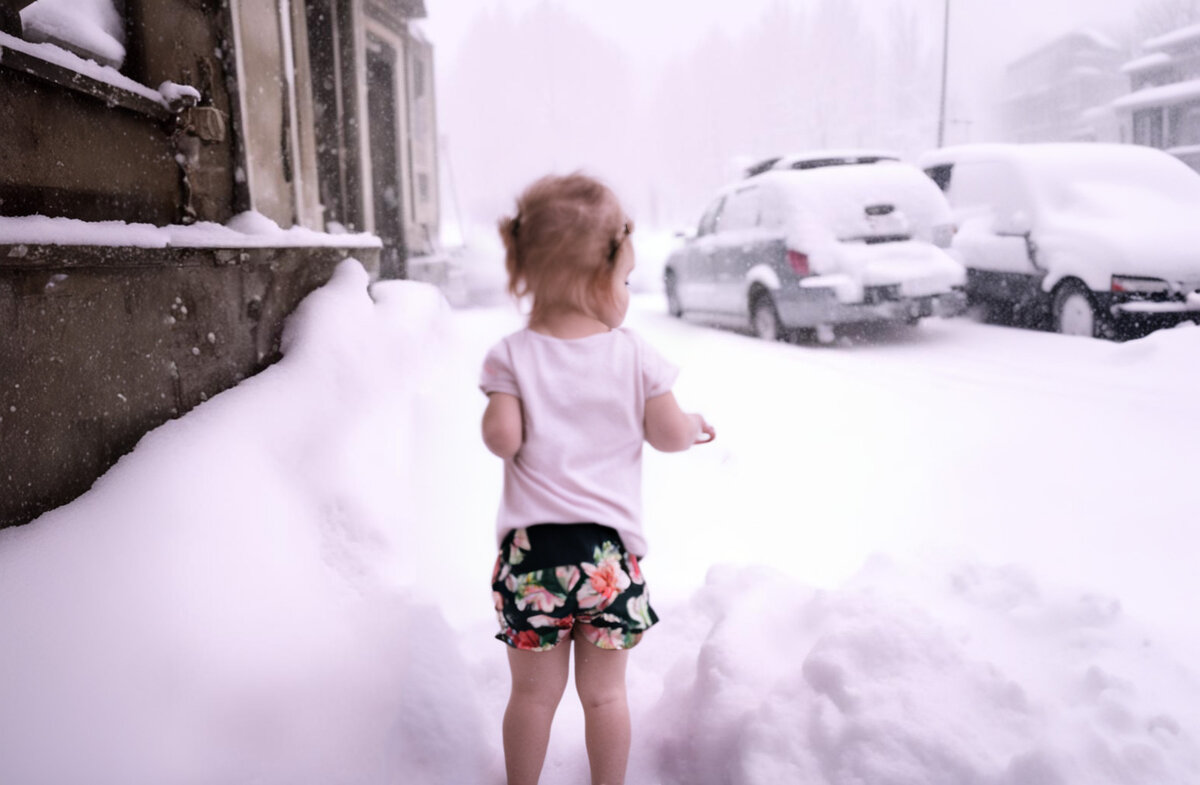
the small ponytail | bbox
[498,213,524,299]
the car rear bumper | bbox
[1108,297,1200,336]
[778,287,967,327]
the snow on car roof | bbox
[917,143,1200,200]
[736,162,952,242]
[920,142,1180,172]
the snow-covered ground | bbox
[2,258,1199,784]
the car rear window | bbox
[925,164,953,192]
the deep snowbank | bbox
[643,560,1199,784]
[0,261,491,784]
[2,262,1198,784]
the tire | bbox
[1052,280,1105,338]
[750,291,782,341]
[664,270,683,318]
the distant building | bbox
[1000,30,1126,143]
[1113,23,1200,171]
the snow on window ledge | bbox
[0,212,383,256]
[0,30,179,120]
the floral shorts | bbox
[492,523,659,651]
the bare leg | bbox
[503,641,571,785]
[573,626,631,785]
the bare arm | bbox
[482,392,523,459]
[644,391,715,453]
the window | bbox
[1170,104,1200,148]
[925,164,953,192]
[719,187,760,232]
[1133,109,1164,148]
[412,55,425,99]
[697,196,725,236]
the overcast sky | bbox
[416,0,1149,233]
[420,0,1143,79]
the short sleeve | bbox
[637,333,679,399]
[480,339,521,397]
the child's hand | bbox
[692,414,716,445]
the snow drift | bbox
[2,260,1199,784]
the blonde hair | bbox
[498,173,633,321]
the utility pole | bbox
[937,0,950,148]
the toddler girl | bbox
[480,173,714,785]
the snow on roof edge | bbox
[1144,22,1200,52]
[1007,28,1122,72]
[1121,51,1172,74]
[1112,77,1200,112]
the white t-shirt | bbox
[479,326,679,557]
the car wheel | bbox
[664,270,683,317]
[750,291,781,341]
[1052,281,1104,338]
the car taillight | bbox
[787,249,810,275]
[1111,275,1170,295]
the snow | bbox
[20,0,124,68]
[1076,27,1120,51]
[3,259,1200,784]
[0,30,159,106]
[759,163,954,246]
[1143,22,1200,52]
[1120,51,1171,74]
[0,212,381,249]
[921,143,1200,288]
[158,80,202,106]
[1112,77,1200,112]
[702,164,964,301]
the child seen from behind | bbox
[480,173,714,785]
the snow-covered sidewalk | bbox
[2,259,1198,784]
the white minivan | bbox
[918,143,1200,339]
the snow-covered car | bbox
[918,143,1200,339]
[663,158,967,340]
[743,149,901,177]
